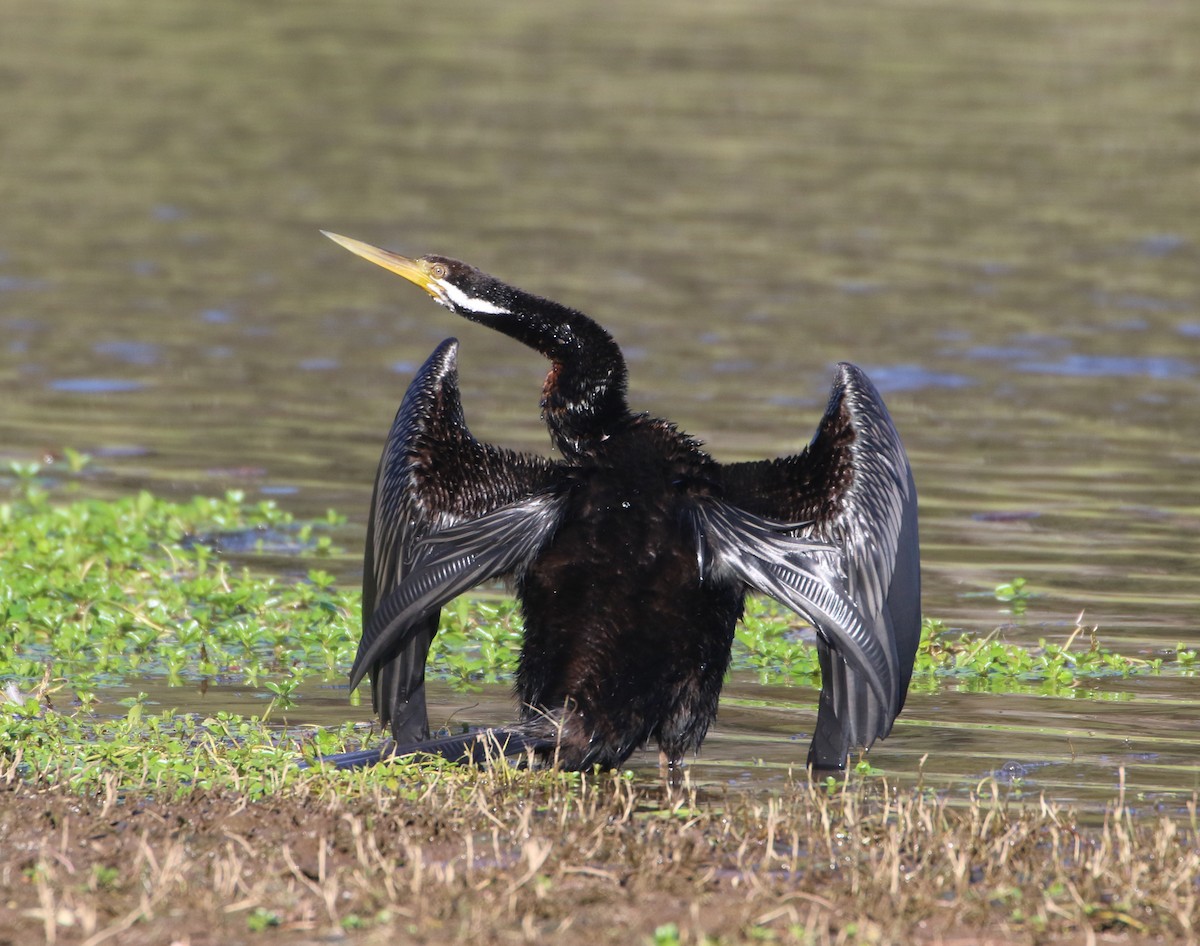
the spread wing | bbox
[361,338,560,741]
[351,493,566,692]
[719,362,921,770]
[687,502,889,711]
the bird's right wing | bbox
[350,493,566,693]
[361,338,559,741]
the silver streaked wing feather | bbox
[689,501,891,712]
[719,362,920,766]
[350,494,566,691]
[362,339,559,740]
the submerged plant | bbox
[994,576,1033,616]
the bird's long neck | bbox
[465,292,629,458]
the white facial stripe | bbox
[438,280,511,315]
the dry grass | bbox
[1,756,1196,946]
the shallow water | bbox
[2,0,1198,803]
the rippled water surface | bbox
[2,0,1197,803]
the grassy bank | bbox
[2,759,1196,945]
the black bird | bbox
[320,231,920,772]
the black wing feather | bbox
[350,494,566,692]
[688,502,891,712]
[361,339,559,741]
[720,362,920,769]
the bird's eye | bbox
[429,262,448,280]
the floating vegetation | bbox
[0,458,354,707]
[1,455,1195,730]
[736,601,1191,694]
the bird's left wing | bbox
[719,362,920,769]
[688,502,890,712]
[349,493,567,692]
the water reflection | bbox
[93,340,162,366]
[92,667,1199,811]
[1015,354,1195,379]
[855,364,973,393]
[47,378,149,394]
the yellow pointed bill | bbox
[321,230,440,297]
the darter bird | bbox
[317,232,920,773]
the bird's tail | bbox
[299,725,557,771]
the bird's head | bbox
[322,231,515,320]
[324,229,631,454]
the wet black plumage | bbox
[320,231,921,772]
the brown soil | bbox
[0,772,1192,946]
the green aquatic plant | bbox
[915,616,1168,694]
[993,576,1033,616]
[3,459,1181,709]
[734,596,823,684]
[2,454,1196,797]
[0,457,356,701]
[734,599,1169,692]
